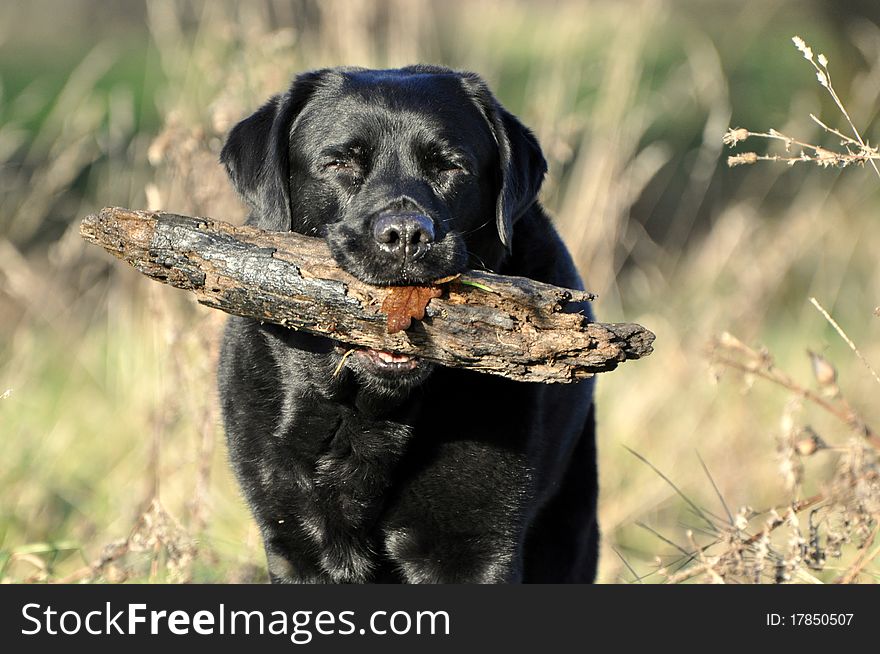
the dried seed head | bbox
[777,430,803,492]
[723,128,750,146]
[734,507,751,531]
[817,53,828,67]
[728,152,759,167]
[778,452,803,492]
[718,331,744,350]
[807,350,837,387]
[874,306,879,317]
[780,397,802,436]
[805,510,826,570]
[814,146,839,165]
[794,427,827,456]
[792,35,814,61]
[774,557,789,584]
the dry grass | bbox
[656,326,880,584]
[2,0,880,584]
[633,36,880,585]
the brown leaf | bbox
[381,285,443,334]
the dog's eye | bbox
[438,162,466,175]
[321,146,368,180]
[322,158,362,176]
[425,152,467,178]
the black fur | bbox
[218,66,598,583]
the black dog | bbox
[218,65,597,583]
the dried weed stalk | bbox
[667,37,880,584]
[56,499,195,584]
[652,321,880,584]
[631,300,879,584]
[724,36,880,179]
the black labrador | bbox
[218,65,598,583]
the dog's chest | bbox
[280,402,416,581]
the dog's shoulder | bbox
[504,205,591,317]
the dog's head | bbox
[221,66,547,392]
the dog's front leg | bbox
[382,441,530,584]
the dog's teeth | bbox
[375,350,410,364]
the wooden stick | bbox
[80,207,655,384]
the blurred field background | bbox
[2,0,879,583]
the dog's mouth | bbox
[333,343,435,389]
[335,345,426,380]
[353,347,420,373]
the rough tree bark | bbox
[80,207,655,383]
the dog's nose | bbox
[372,212,435,262]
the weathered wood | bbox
[80,207,655,383]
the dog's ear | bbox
[461,75,548,248]
[220,71,326,231]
